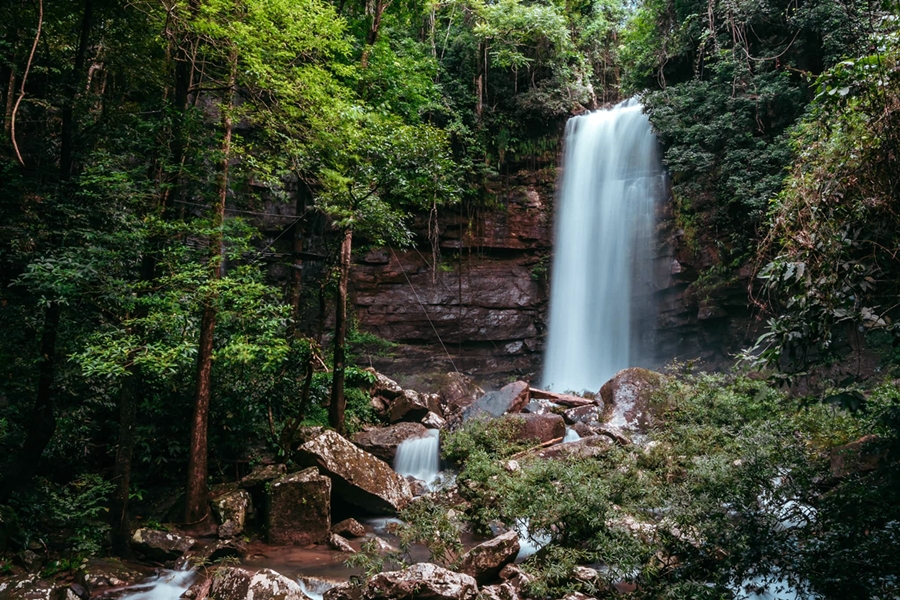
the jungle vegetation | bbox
[0,0,898,595]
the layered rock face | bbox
[351,169,554,388]
[346,167,760,389]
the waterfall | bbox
[118,570,197,600]
[563,427,581,443]
[393,429,440,489]
[542,98,664,393]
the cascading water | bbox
[393,429,440,489]
[117,569,197,600]
[542,98,664,393]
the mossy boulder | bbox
[297,431,412,514]
[266,468,331,546]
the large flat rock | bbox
[457,530,520,584]
[209,567,311,600]
[297,431,412,514]
[365,564,477,600]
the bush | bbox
[10,474,115,557]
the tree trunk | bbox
[328,228,353,435]
[0,304,60,502]
[360,0,388,69]
[474,42,484,120]
[184,49,235,524]
[110,365,138,557]
[60,0,93,180]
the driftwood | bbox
[509,436,564,459]
[528,388,594,407]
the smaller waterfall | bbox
[118,570,197,600]
[563,428,581,443]
[393,429,440,489]
[298,578,335,600]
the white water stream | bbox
[117,569,196,600]
[393,429,441,490]
[542,99,664,393]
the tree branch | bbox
[11,0,43,167]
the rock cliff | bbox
[347,167,760,389]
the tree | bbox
[314,111,459,433]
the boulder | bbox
[457,530,519,584]
[572,566,599,582]
[323,583,361,600]
[328,534,355,553]
[351,422,430,464]
[479,584,520,600]
[830,435,884,478]
[76,558,148,591]
[0,575,59,600]
[181,577,213,600]
[370,396,390,420]
[563,405,604,426]
[593,424,632,446]
[422,411,447,430]
[499,413,565,444]
[183,539,247,567]
[462,382,530,422]
[438,373,485,416]
[266,468,331,546]
[599,368,666,435]
[331,518,366,538]
[369,371,404,399]
[499,564,532,587]
[211,488,251,538]
[0,578,89,600]
[363,563,477,600]
[208,568,310,600]
[297,431,412,514]
[389,390,442,423]
[571,422,597,438]
[557,593,598,600]
[131,528,197,561]
[239,464,287,489]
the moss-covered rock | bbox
[266,468,331,546]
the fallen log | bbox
[528,388,594,407]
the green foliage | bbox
[430,373,899,597]
[10,475,115,556]
[623,0,881,279]
[747,36,900,376]
[441,416,534,464]
[397,497,465,566]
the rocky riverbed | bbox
[3,367,824,600]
